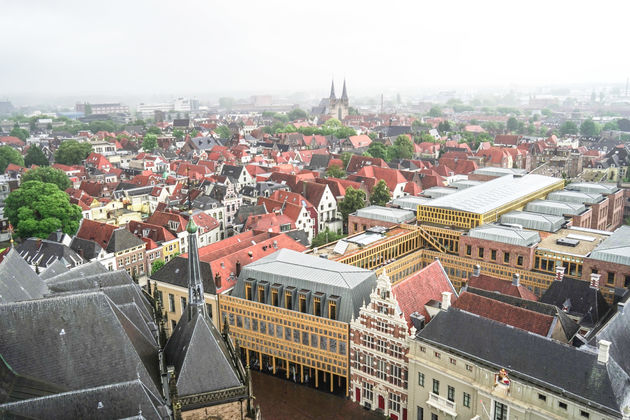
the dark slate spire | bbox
[341,79,348,103]
[329,79,336,100]
[186,211,206,320]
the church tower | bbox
[327,78,349,120]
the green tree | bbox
[338,186,366,225]
[311,229,345,248]
[437,120,451,133]
[287,108,307,120]
[25,145,49,167]
[326,165,346,178]
[324,118,342,128]
[506,117,519,132]
[618,119,630,132]
[21,167,70,190]
[54,140,92,165]
[559,121,579,136]
[10,125,29,142]
[0,146,25,172]
[151,259,166,274]
[142,133,158,151]
[390,135,414,160]
[370,179,391,206]
[215,125,231,139]
[580,119,600,137]
[541,108,552,117]
[172,129,185,140]
[603,120,619,131]
[84,103,92,115]
[340,152,352,169]
[146,126,162,135]
[5,181,82,238]
[366,142,389,160]
[415,133,437,144]
[428,106,443,117]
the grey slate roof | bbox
[0,292,161,398]
[70,237,104,260]
[592,301,630,379]
[468,224,540,247]
[234,249,376,323]
[566,182,619,196]
[40,259,69,280]
[150,256,216,295]
[42,260,108,284]
[540,277,610,328]
[589,226,630,266]
[417,307,629,416]
[189,136,223,151]
[106,229,144,253]
[0,249,49,304]
[547,190,605,205]
[17,238,85,268]
[164,312,243,397]
[0,380,168,420]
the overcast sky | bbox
[1,0,629,101]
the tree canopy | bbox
[22,166,71,190]
[338,186,366,225]
[370,179,391,206]
[559,121,579,136]
[579,119,600,138]
[5,181,82,238]
[0,146,25,172]
[172,129,185,140]
[215,125,231,139]
[506,117,519,132]
[142,133,158,151]
[10,126,29,141]
[311,229,345,248]
[326,165,346,178]
[54,140,92,165]
[366,142,389,160]
[428,107,443,117]
[146,126,162,135]
[390,135,414,160]
[151,259,166,274]
[24,145,49,167]
[437,120,451,133]
[287,108,307,121]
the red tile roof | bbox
[466,274,538,301]
[76,219,117,248]
[392,260,457,328]
[453,292,553,336]
[244,213,295,232]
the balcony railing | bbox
[426,392,457,417]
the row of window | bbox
[418,372,471,408]
[244,284,339,320]
[362,334,405,359]
[361,383,402,414]
[466,245,524,266]
[358,353,406,387]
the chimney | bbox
[597,340,611,364]
[473,265,481,277]
[555,266,565,282]
[512,273,520,287]
[441,291,452,311]
[590,273,601,289]
[215,272,222,289]
[36,238,42,250]
[235,260,241,277]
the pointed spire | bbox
[186,210,206,320]
[329,79,336,100]
[341,79,348,101]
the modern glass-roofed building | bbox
[500,211,566,232]
[219,249,377,396]
[417,174,565,228]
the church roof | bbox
[0,248,49,304]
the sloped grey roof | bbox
[40,259,69,280]
[418,308,629,416]
[566,182,619,196]
[17,238,85,268]
[0,292,161,397]
[421,187,457,199]
[164,312,243,397]
[525,199,587,217]
[500,211,565,233]
[468,224,540,247]
[235,249,376,322]
[150,256,215,295]
[547,190,605,205]
[106,229,144,253]
[424,174,562,215]
[42,261,109,284]
[46,269,132,292]
[540,277,610,328]
[589,226,630,266]
[0,248,49,304]
[0,380,167,420]
[593,301,630,379]
[391,196,432,211]
[355,206,416,224]
[70,237,104,260]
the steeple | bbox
[341,79,348,104]
[329,79,336,100]
[186,211,206,320]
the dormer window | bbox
[168,221,180,230]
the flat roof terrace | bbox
[536,228,610,257]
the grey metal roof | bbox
[418,308,629,416]
[355,205,416,224]
[547,190,605,205]
[423,174,562,215]
[589,226,630,266]
[500,211,565,233]
[566,182,619,196]
[451,180,483,189]
[471,167,527,177]
[525,199,587,217]
[391,196,432,211]
[234,249,376,323]
[0,248,49,304]
[421,187,457,199]
[468,224,540,246]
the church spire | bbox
[341,79,348,103]
[186,211,206,320]
[329,79,336,100]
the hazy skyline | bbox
[2,0,629,102]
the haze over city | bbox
[2,0,630,103]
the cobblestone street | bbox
[252,371,386,420]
